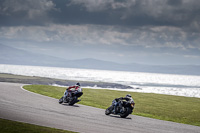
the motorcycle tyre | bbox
[59,96,64,104]
[68,97,77,106]
[105,106,113,115]
[120,107,131,118]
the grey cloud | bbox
[68,0,136,12]
[1,24,199,51]
[68,0,111,12]
[167,0,182,6]
[1,0,200,29]
[68,0,200,28]
[0,0,55,15]
[0,0,56,26]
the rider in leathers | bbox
[113,94,134,113]
[63,82,82,101]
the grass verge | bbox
[0,118,76,133]
[23,85,200,126]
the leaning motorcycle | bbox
[105,98,135,118]
[59,91,83,106]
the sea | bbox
[0,64,200,98]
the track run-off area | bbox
[0,82,199,133]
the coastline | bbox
[0,73,133,89]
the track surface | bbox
[0,82,199,133]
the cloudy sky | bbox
[0,0,200,65]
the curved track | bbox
[0,82,199,133]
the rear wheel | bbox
[120,107,131,118]
[69,97,77,106]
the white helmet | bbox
[126,94,131,98]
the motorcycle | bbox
[105,98,135,118]
[59,91,83,106]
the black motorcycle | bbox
[105,98,135,118]
[59,91,83,106]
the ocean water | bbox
[0,64,200,98]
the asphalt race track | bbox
[0,82,199,133]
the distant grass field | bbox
[24,85,200,126]
[0,118,76,133]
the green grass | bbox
[0,118,76,133]
[23,85,200,126]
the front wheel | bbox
[105,106,113,115]
[59,96,63,104]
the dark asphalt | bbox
[0,82,199,133]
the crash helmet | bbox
[76,82,80,86]
[126,94,131,98]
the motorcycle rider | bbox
[63,82,82,101]
[113,94,134,113]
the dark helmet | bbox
[76,82,80,86]
[126,94,131,98]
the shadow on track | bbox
[108,115,132,120]
[61,103,80,107]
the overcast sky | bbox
[0,0,200,65]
